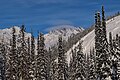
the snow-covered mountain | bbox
[0,26,31,43]
[66,15,120,64]
[44,25,84,48]
[0,25,83,48]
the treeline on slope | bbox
[0,6,120,80]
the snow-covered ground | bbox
[66,15,120,64]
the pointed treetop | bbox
[95,13,97,17]
[37,32,39,40]
[39,32,44,40]
[12,27,16,33]
[102,5,105,20]
[97,11,100,16]
[39,32,45,43]
[21,25,25,30]
[21,24,25,27]
[102,5,104,12]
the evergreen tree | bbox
[69,49,77,80]
[36,33,48,80]
[109,32,119,80]
[0,41,6,80]
[28,33,36,80]
[95,6,111,79]
[101,6,111,80]
[112,34,120,80]
[48,48,52,80]
[102,6,107,39]
[26,37,31,80]
[95,12,103,80]
[74,41,86,80]
[57,36,68,80]
[35,32,40,80]
[18,25,28,80]
[47,48,58,80]
[52,60,58,80]
[87,48,96,80]
[5,27,18,80]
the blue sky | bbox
[0,0,120,36]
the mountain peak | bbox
[45,25,84,48]
[49,25,83,35]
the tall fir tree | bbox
[57,36,68,80]
[6,27,18,80]
[48,48,52,80]
[29,33,36,80]
[102,6,107,39]
[51,60,58,80]
[74,41,86,80]
[36,33,40,80]
[69,49,77,80]
[0,40,6,80]
[18,25,28,80]
[109,32,119,80]
[26,37,31,80]
[113,34,120,79]
[36,33,48,80]
[101,6,111,80]
[95,6,111,79]
[87,48,96,80]
[95,12,103,80]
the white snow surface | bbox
[66,15,120,65]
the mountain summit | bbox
[44,25,84,48]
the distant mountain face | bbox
[66,15,120,64]
[44,25,84,48]
[0,25,84,48]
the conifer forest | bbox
[0,5,120,80]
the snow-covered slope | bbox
[44,25,84,48]
[66,15,120,64]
